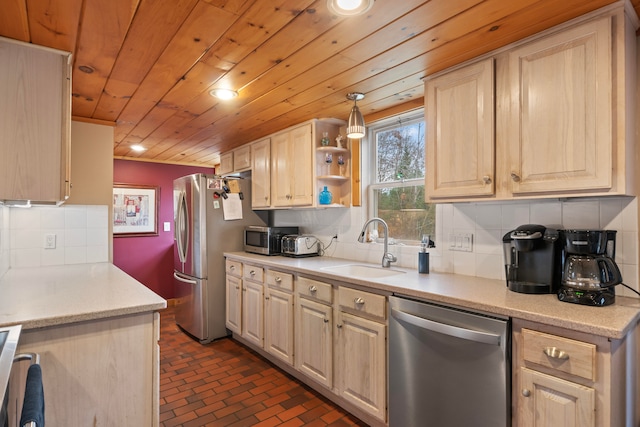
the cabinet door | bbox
[336,311,386,421]
[289,123,313,206]
[271,131,292,207]
[242,280,264,348]
[270,124,313,207]
[264,287,294,365]
[233,145,251,171]
[519,367,595,427]
[218,152,233,175]
[295,297,332,388]
[425,58,495,199]
[0,37,71,203]
[507,17,612,194]
[225,275,242,334]
[251,138,271,208]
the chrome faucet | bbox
[358,217,397,268]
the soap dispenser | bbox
[419,235,429,274]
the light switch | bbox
[164,222,171,232]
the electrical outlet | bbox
[164,222,171,232]
[44,234,56,249]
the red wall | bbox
[113,159,214,298]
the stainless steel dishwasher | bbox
[389,295,511,427]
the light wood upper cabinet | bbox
[233,145,251,171]
[218,152,233,175]
[425,58,495,198]
[271,123,314,207]
[425,7,636,202]
[251,138,271,208]
[0,37,71,204]
[506,17,612,194]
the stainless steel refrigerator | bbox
[173,173,265,343]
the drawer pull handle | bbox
[522,389,531,397]
[230,265,235,271]
[544,347,569,360]
[483,175,492,184]
[275,276,282,283]
[309,285,317,293]
[250,270,255,276]
[511,172,521,182]
[323,318,329,324]
[354,297,365,305]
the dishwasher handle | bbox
[390,307,502,346]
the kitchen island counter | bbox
[0,262,166,426]
[0,262,166,329]
[225,252,640,339]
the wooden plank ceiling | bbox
[0,0,632,166]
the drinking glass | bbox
[325,153,333,174]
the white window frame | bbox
[365,109,432,246]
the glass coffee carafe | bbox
[558,230,622,306]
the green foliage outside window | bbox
[371,117,436,243]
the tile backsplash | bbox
[274,196,639,299]
[3,205,109,270]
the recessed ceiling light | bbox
[131,145,146,152]
[327,0,374,16]
[209,88,239,100]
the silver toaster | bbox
[281,235,320,257]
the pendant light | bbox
[346,92,366,139]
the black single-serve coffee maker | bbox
[557,230,622,307]
[502,224,564,294]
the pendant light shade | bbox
[346,92,365,139]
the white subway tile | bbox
[501,204,530,230]
[530,201,562,226]
[562,200,600,229]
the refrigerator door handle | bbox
[176,191,188,264]
[174,272,197,285]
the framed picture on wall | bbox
[113,184,159,237]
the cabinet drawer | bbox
[297,276,332,304]
[226,259,242,277]
[266,270,293,291]
[338,287,386,320]
[242,264,264,282]
[522,328,596,381]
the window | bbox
[368,111,435,243]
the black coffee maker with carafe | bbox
[557,230,622,306]
[502,224,564,294]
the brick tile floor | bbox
[160,306,368,427]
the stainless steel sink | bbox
[0,325,21,412]
[321,264,406,278]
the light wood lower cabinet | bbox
[335,287,387,422]
[8,312,160,426]
[225,259,243,334]
[225,274,242,334]
[264,270,295,365]
[513,319,634,427]
[519,367,595,427]
[295,277,334,389]
[241,264,264,348]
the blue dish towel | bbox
[20,364,44,427]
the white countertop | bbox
[0,263,167,329]
[225,252,640,339]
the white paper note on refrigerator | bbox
[222,193,243,220]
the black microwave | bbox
[244,226,299,255]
